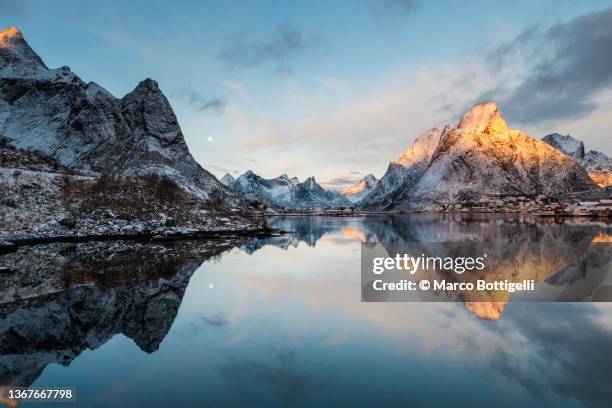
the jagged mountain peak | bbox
[120,78,185,149]
[304,176,317,185]
[396,128,442,167]
[0,26,23,41]
[542,133,585,160]
[342,174,377,194]
[0,27,248,208]
[457,101,508,134]
[362,174,376,183]
[220,173,235,186]
[130,78,161,94]
[342,174,378,204]
[228,170,350,208]
[359,102,596,211]
[0,26,48,76]
[543,133,612,187]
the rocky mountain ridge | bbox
[342,174,377,204]
[0,27,243,207]
[225,170,351,209]
[359,102,598,211]
[543,133,612,187]
[0,27,259,241]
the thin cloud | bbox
[199,312,229,327]
[218,23,320,72]
[323,177,361,189]
[198,98,226,113]
[174,87,226,114]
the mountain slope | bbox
[0,27,242,206]
[360,102,597,211]
[342,174,377,204]
[0,139,256,241]
[220,173,235,186]
[227,171,351,209]
[543,133,612,187]
[360,128,442,210]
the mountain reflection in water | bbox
[0,215,610,407]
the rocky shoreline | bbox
[0,226,285,252]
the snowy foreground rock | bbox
[543,133,612,187]
[359,102,601,211]
[223,170,352,209]
[0,27,259,241]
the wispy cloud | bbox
[174,87,226,114]
[321,176,361,190]
[218,23,321,72]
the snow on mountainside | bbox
[542,133,612,187]
[227,170,351,209]
[0,140,256,241]
[0,27,243,207]
[542,133,585,160]
[359,102,597,211]
[220,173,235,186]
[342,174,377,203]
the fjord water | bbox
[3,215,612,408]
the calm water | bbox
[1,215,611,408]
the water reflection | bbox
[264,215,612,319]
[0,239,241,390]
[0,215,610,407]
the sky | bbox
[3,0,612,190]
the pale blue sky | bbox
[4,0,612,189]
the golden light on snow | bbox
[0,27,22,47]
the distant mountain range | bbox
[542,133,612,187]
[222,171,351,209]
[359,102,597,211]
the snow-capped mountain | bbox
[342,174,378,203]
[542,133,612,187]
[220,173,235,186]
[0,27,242,205]
[542,133,585,160]
[227,171,351,208]
[359,102,596,211]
